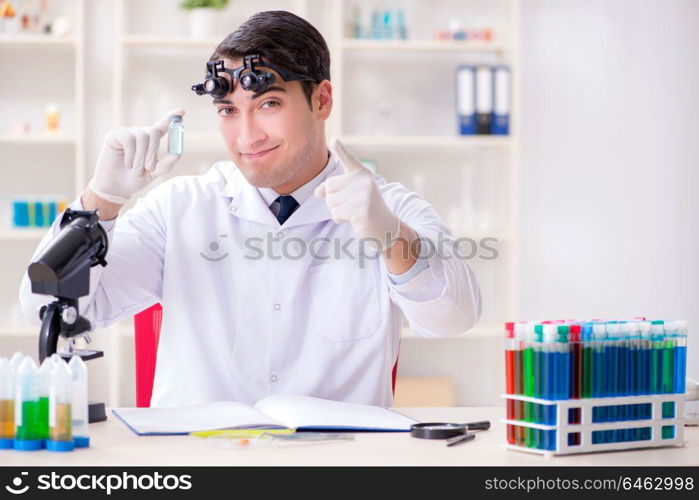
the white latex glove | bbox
[88,108,185,204]
[314,138,401,250]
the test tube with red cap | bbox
[504,322,516,445]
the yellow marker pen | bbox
[190,428,295,438]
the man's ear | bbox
[314,80,333,119]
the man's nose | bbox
[236,115,266,150]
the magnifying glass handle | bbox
[446,433,476,447]
[464,420,491,431]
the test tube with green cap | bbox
[650,321,664,394]
[168,115,184,156]
[662,321,675,394]
[522,323,535,448]
[68,356,89,448]
[513,322,526,446]
[14,357,42,450]
[47,361,74,452]
[639,321,651,395]
[0,359,14,449]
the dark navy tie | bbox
[275,195,299,225]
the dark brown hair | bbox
[210,10,331,107]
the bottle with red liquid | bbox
[504,322,517,445]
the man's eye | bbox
[217,107,235,116]
[261,100,280,109]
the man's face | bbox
[213,58,324,189]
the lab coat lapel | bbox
[219,155,343,229]
[220,166,280,228]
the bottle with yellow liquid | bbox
[0,359,14,449]
[68,356,89,448]
[47,362,74,452]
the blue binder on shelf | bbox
[492,65,510,135]
[456,65,476,135]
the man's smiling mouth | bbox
[241,145,279,159]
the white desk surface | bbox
[1,407,697,466]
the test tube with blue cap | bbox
[590,323,605,443]
[68,356,90,448]
[38,358,52,442]
[14,357,42,451]
[0,359,14,449]
[674,320,688,394]
[542,324,557,450]
[47,361,74,452]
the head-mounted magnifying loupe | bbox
[191,54,316,99]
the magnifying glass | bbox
[410,420,491,447]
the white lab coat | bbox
[19,152,481,408]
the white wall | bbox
[520,0,699,380]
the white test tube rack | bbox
[501,393,686,456]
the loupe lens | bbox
[240,74,254,89]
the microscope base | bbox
[89,401,107,423]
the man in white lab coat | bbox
[19,11,481,408]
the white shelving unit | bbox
[340,38,508,52]
[0,0,86,337]
[0,34,76,46]
[0,2,86,195]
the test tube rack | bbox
[501,393,686,456]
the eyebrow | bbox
[252,86,286,99]
[212,86,287,105]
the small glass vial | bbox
[45,103,60,133]
[167,115,184,156]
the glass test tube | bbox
[0,359,14,448]
[69,356,90,448]
[47,361,74,452]
[14,357,42,450]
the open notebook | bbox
[112,394,420,436]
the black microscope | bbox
[27,208,109,423]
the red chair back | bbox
[134,304,398,407]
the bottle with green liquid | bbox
[14,357,42,450]
[38,358,53,441]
